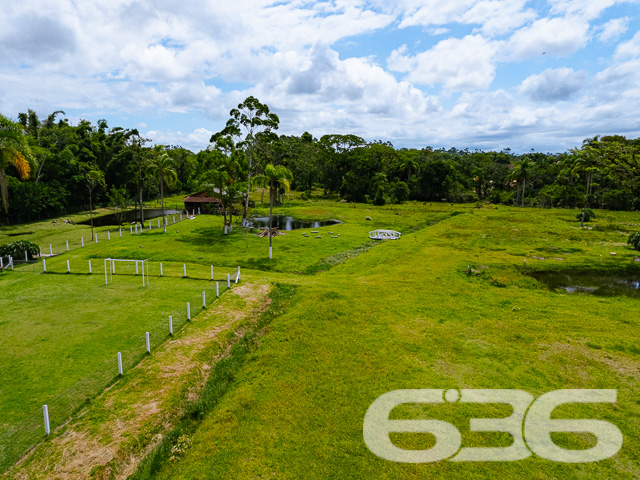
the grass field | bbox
[2,200,640,479]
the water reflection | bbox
[530,270,640,298]
[249,215,340,231]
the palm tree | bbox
[509,157,532,207]
[0,114,34,214]
[571,141,602,227]
[147,151,177,230]
[253,164,293,259]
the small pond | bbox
[530,270,640,298]
[248,215,340,231]
[78,209,182,227]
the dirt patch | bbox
[5,283,272,480]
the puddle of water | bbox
[530,270,640,298]
[249,215,340,231]
[78,209,181,227]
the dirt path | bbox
[5,283,272,480]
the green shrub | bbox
[628,232,640,251]
[577,209,596,222]
[0,240,40,259]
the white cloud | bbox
[614,31,640,59]
[519,67,589,102]
[597,17,630,42]
[388,35,501,91]
[504,16,590,60]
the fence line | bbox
[0,263,238,475]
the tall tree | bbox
[211,96,279,226]
[147,150,177,229]
[84,168,104,239]
[0,114,34,214]
[253,164,293,259]
[510,157,532,207]
[572,137,603,227]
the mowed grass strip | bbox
[150,209,640,479]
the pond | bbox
[78,209,182,227]
[248,215,340,231]
[530,270,640,298]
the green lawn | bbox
[2,201,640,478]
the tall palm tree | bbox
[147,152,177,229]
[253,164,293,259]
[0,114,34,214]
[571,141,602,227]
[509,157,532,207]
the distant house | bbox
[183,191,223,213]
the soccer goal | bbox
[103,258,150,287]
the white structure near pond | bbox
[369,229,401,240]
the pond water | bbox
[78,209,182,227]
[248,215,340,231]
[530,270,640,298]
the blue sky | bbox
[1,0,639,153]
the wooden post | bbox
[146,332,150,354]
[169,315,173,335]
[43,405,50,436]
[117,352,123,375]
[187,302,191,320]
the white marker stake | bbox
[135,224,138,234]
[198,207,201,215]
[136,263,139,275]
[81,237,84,247]
[104,260,108,285]
[146,332,150,354]
[117,352,123,375]
[130,225,133,234]
[269,246,272,259]
[119,228,122,237]
[180,213,183,221]
[202,291,206,308]
[108,231,111,240]
[0,257,3,268]
[183,264,186,277]
[227,274,230,288]
[160,263,163,276]
[42,259,46,272]
[235,266,240,284]
[66,260,70,273]
[66,240,69,251]
[112,261,115,274]
[158,219,160,228]
[50,244,53,255]
[169,316,173,335]
[149,223,151,230]
[173,215,175,223]
[216,282,219,297]
[142,264,145,287]
[211,265,213,280]
[163,226,166,233]
[43,405,50,436]
[187,302,191,320]
[95,234,98,243]
[9,256,13,270]
[88,260,92,274]
[224,226,227,235]
[25,250,28,262]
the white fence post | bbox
[66,260,70,273]
[136,263,139,275]
[119,228,122,237]
[81,237,84,247]
[149,223,151,230]
[211,265,213,280]
[160,263,163,276]
[173,215,175,223]
[104,259,108,285]
[88,260,92,274]
[117,352,123,375]
[227,273,230,288]
[108,231,111,240]
[112,261,115,274]
[180,213,183,221]
[169,315,173,335]
[146,332,150,354]
[158,219,160,228]
[95,234,98,243]
[187,302,191,320]
[43,405,50,436]
[198,207,201,215]
[25,250,28,262]
[131,225,133,234]
[50,244,53,255]
[135,224,138,234]
[183,264,186,277]
[216,282,219,297]
[235,266,240,284]
[42,259,46,272]
[1,257,3,268]
[9,256,13,270]
[202,291,206,308]
[66,240,69,251]
[269,246,272,259]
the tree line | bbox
[2,100,640,227]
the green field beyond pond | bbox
[2,200,640,479]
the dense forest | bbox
[1,99,640,226]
